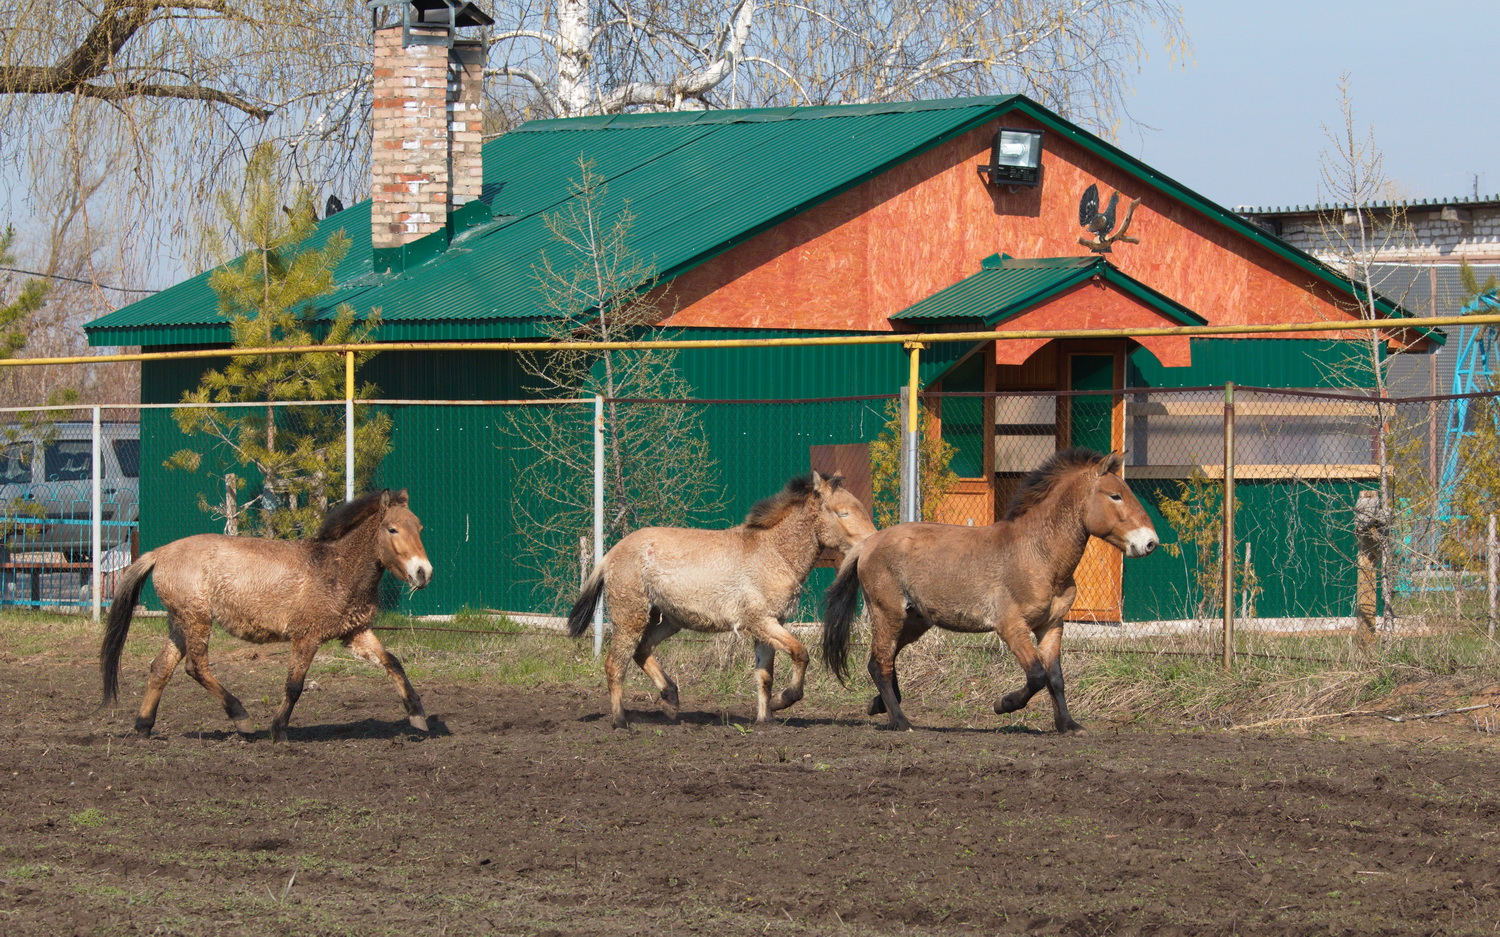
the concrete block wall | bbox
[1257,205,1500,265]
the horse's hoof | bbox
[1057,720,1084,733]
[233,718,255,736]
[611,717,630,730]
[408,714,430,732]
[885,719,913,732]
[867,696,887,716]
[270,726,288,743]
[660,704,680,723]
[771,691,803,712]
[133,722,153,738]
[994,695,1025,715]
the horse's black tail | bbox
[100,551,157,706]
[566,555,607,639]
[821,543,866,686]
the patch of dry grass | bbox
[4,607,1496,731]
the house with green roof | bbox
[87,27,1432,622]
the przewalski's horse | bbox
[100,489,434,742]
[823,449,1157,732]
[568,472,875,729]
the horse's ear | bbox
[810,471,829,494]
[1097,451,1124,476]
[392,488,409,505]
[380,489,391,508]
[826,473,846,491]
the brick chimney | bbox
[370,2,492,256]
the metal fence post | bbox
[1488,514,1497,640]
[1222,382,1235,672]
[900,342,923,523]
[593,396,605,657]
[344,351,356,503]
[91,406,102,623]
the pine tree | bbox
[167,145,391,538]
[0,225,47,358]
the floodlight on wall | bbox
[978,128,1044,189]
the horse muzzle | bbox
[406,558,434,589]
[1123,527,1158,558]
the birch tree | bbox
[490,0,1188,121]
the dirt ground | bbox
[1,642,1498,937]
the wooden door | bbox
[1065,350,1124,622]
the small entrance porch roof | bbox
[891,254,1207,367]
[889,254,1205,328]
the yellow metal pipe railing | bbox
[24,313,1500,368]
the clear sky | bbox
[1119,1,1500,210]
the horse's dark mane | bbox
[743,474,843,529]
[1003,448,1107,521]
[314,490,399,542]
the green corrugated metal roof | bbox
[892,254,1206,326]
[86,94,1438,347]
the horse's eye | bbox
[836,510,850,517]
[387,526,398,534]
[1109,494,1122,502]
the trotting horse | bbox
[822,449,1158,732]
[567,472,875,729]
[100,489,435,741]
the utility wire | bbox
[0,265,158,296]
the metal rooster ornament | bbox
[1078,183,1141,253]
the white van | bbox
[0,422,139,561]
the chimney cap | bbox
[367,0,495,30]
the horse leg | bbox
[605,600,650,730]
[134,626,186,737]
[865,604,913,731]
[269,637,320,743]
[752,639,777,724]
[345,629,429,732]
[868,615,930,716]
[179,619,253,736]
[633,611,681,721]
[751,619,809,716]
[1036,620,1082,732]
[993,616,1050,718]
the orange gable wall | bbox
[990,279,1191,367]
[660,116,1360,338]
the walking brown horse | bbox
[822,449,1158,732]
[568,472,875,729]
[100,489,434,741]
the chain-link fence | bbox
[916,384,1500,662]
[0,407,138,612]
[9,377,1500,669]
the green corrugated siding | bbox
[1128,338,1381,388]
[135,338,910,617]
[1124,480,1362,621]
[134,331,1383,621]
[1121,337,1375,621]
